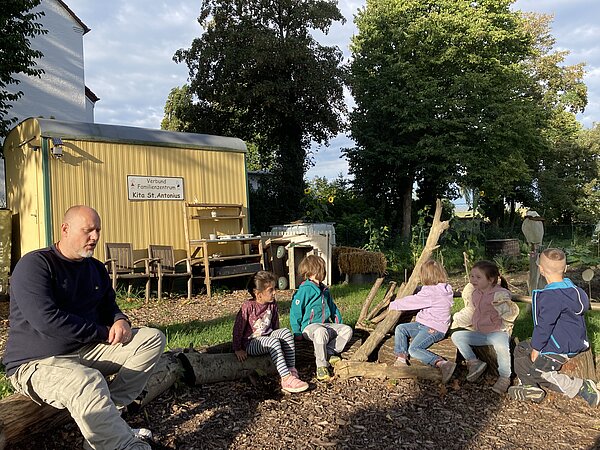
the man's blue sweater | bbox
[3,245,127,376]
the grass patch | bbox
[0,362,14,398]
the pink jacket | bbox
[389,283,454,333]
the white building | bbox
[6,0,98,125]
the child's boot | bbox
[491,376,511,394]
[578,379,600,407]
[466,359,487,382]
[507,385,546,403]
[436,360,457,384]
[316,366,331,382]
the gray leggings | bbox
[246,328,296,377]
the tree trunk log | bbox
[178,351,277,385]
[132,351,184,408]
[357,277,385,324]
[351,199,450,362]
[0,395,71,449]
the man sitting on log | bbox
[508,248,599,407]
[2,205,166,449]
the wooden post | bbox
[351,199,450,362]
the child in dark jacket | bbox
[290,255,353,382]
[508,248,599,407]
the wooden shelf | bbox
[190,215,246,220]
[183,202,263,296]
[209,271,259,281]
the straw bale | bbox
[336,248,387,276]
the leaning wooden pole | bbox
[357,277,385,324]
[350,199,450,362]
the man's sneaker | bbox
[281,375,309,393]
[466,359,487,382]
[578,379,600,407]
[507,385,546,403]
[328,355,342,366]
[316,366,331,381]
[492,376,511,394]
[132,427,153,441]
[438,360,457,384]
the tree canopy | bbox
[0,0,46,138]
[168,0,347,223]
[346,0,552,235]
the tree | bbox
[169,0,347,224]
[0,0,46,138]
[519,13,592,224]
[346,0,547,237]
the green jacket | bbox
[290,280,343,337]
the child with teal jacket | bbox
[290,255,353,381]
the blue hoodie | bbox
[531,278,590,356]
[290,280,342,337]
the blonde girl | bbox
[389,259,456,383]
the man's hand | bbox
[235,349,248,362]
[108,319,132,345]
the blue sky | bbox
[68,0,600,180]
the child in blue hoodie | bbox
[389,259,456,383]
[290,255,353,381]
[508,248,599,407]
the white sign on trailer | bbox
[127,175,184,201]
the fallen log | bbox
[179,351,277,385]
[351,199,450,362]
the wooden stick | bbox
[357,277,385,324]
[366,282,397,321]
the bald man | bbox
[508,248,599,407]
[3,206,166,449]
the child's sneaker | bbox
[316,366,331,381]
[281,375,309,393]
[394,356,409,367]
[578,379,600,407]
[491,376,511,394]
[438,360,457,384]
[466,359,487,382]
[507,385,546,403]
[328,355,342,366]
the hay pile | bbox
[333,246,387,276]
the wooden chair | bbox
[105,242,155,302]
[148,244,193,300]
